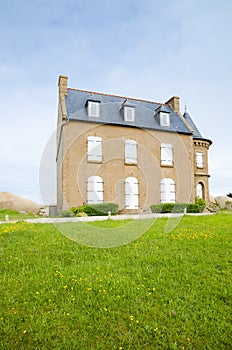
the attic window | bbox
[160,112,170,126]
[87,101,100,118]
[124,106,135,122]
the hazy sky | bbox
[0,0,232,204]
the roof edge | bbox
[67,87,168,106]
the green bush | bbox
[71,203,119,216]
[150,200,206,214]
[195,197,206,212]
[61,209,75,217]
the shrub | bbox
[71,203,119,216]
[61,209,75,217]
[195,197,206,212]
[150,200,206,214]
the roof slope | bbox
[183,111,203,139]
[65,88,192,135]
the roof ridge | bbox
[67,87,166,106]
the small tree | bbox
[227,192,232,198]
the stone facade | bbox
[57,76,212,213]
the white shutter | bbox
[161,143,173,166]
[160,178,175,203]
[88,101,100,117]
[196,152,203,168]
[160,112,170,126]
[124,106,135,121]
[88,136,102,162]
[125,140,137,164]
[87,176,103,204]
[125,177,139,209]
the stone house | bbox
[57,75,212,213]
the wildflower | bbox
[23,330,27,334]
[35,291,40,295]
[129,315,134,321]
[154,327,158,332]
[87,287,92,291]
[63,285,68,289]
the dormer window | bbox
[124,106,135,122]
[160,112,170,126]
[87,101,100,118]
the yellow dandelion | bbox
[129,315,134,321]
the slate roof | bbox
[65,88,200,136]
[183,111,203,139]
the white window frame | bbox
[87,176,104,204]
[196,152,203,168]
[125,139,137,164]
[160,178,176,203]
[124,106,135,122]
[160,112,170,126]
[161,143,173,166]
[125,177,139,209]
[87,136,102,162]
[88,101,100,118]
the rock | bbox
[209,195,216,204]
[0,192,42,214]
[215,196,232,209]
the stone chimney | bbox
[58,75,68,96]
[165,96,180,113]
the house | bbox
[57,75,212,214]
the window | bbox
[87,176,103,204]
[160,112,170,126]
[196,152,203,168]
[124,106,135,122]
[88,101,100,117]
[87,136,102,162]
[197,183,204,199]
[161,143,173,166]
[160,178,176,203]
[125,139,137,164]
[125,177,139,209]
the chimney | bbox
[165,96,180,113]
[58,75,68,96]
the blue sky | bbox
[0,0,232,204]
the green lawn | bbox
[0,209,37,221]
[0,213,231,349]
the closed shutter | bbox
[87,176,104,204]
[161,143,173,166]
[160,178,176,203]
[196,152,203,168]
[125,177,139,209]
[125,140,137,164]
[88,101,100,117]
[88,136,102,161]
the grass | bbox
[0,213,231,349]
[0,209,37,221]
